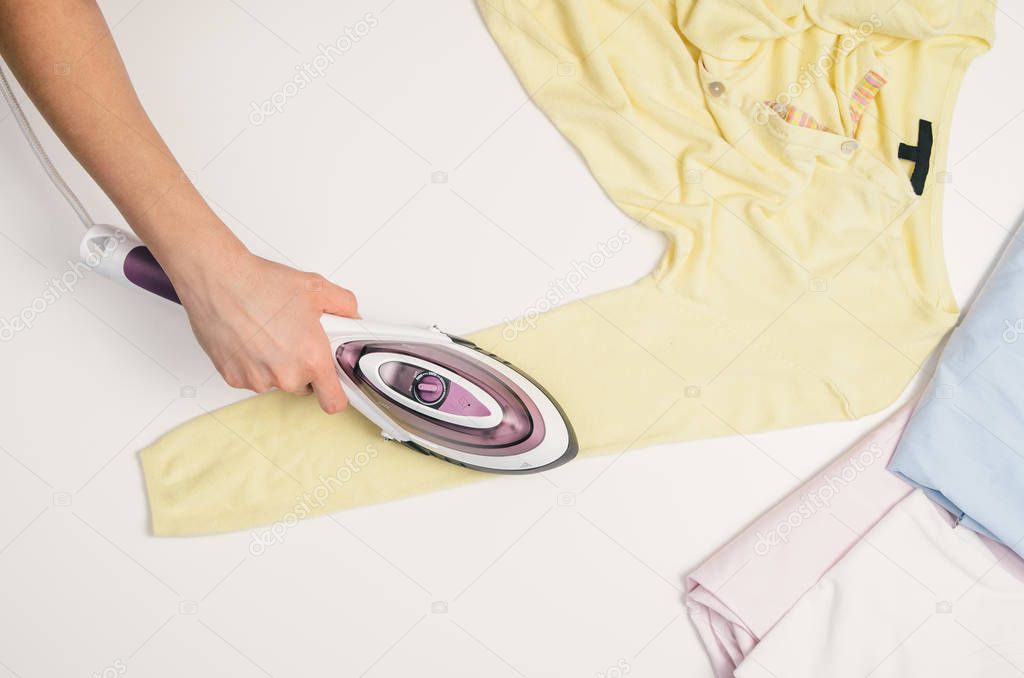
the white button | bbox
[708,81,725,97]
[841,140,859,155]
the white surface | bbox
[1,2,1022,677]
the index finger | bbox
[310,352,348,414]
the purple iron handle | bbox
[122,245,180,304]
[80,225,180,304]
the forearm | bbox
[0,0,242,270]
[1,1,357,412]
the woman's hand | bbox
[0,1,357,412]
[165,232,358,414]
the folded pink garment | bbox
[685,402,916,678]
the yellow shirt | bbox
[141,0,994,535]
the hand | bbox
[0,2,356,413]
[166,234,358,413]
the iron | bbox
[79,225,577,473]
[1,63,578,475]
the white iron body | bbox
[322,316,575,472]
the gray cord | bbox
[0,61,94,228]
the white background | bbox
[2,2,1023,676]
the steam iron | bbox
[80,226,578,474]
[1,61,576,475]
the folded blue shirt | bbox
[889,227,1024,554]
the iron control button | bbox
[412,372,445,405]
[708,81,725,97]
